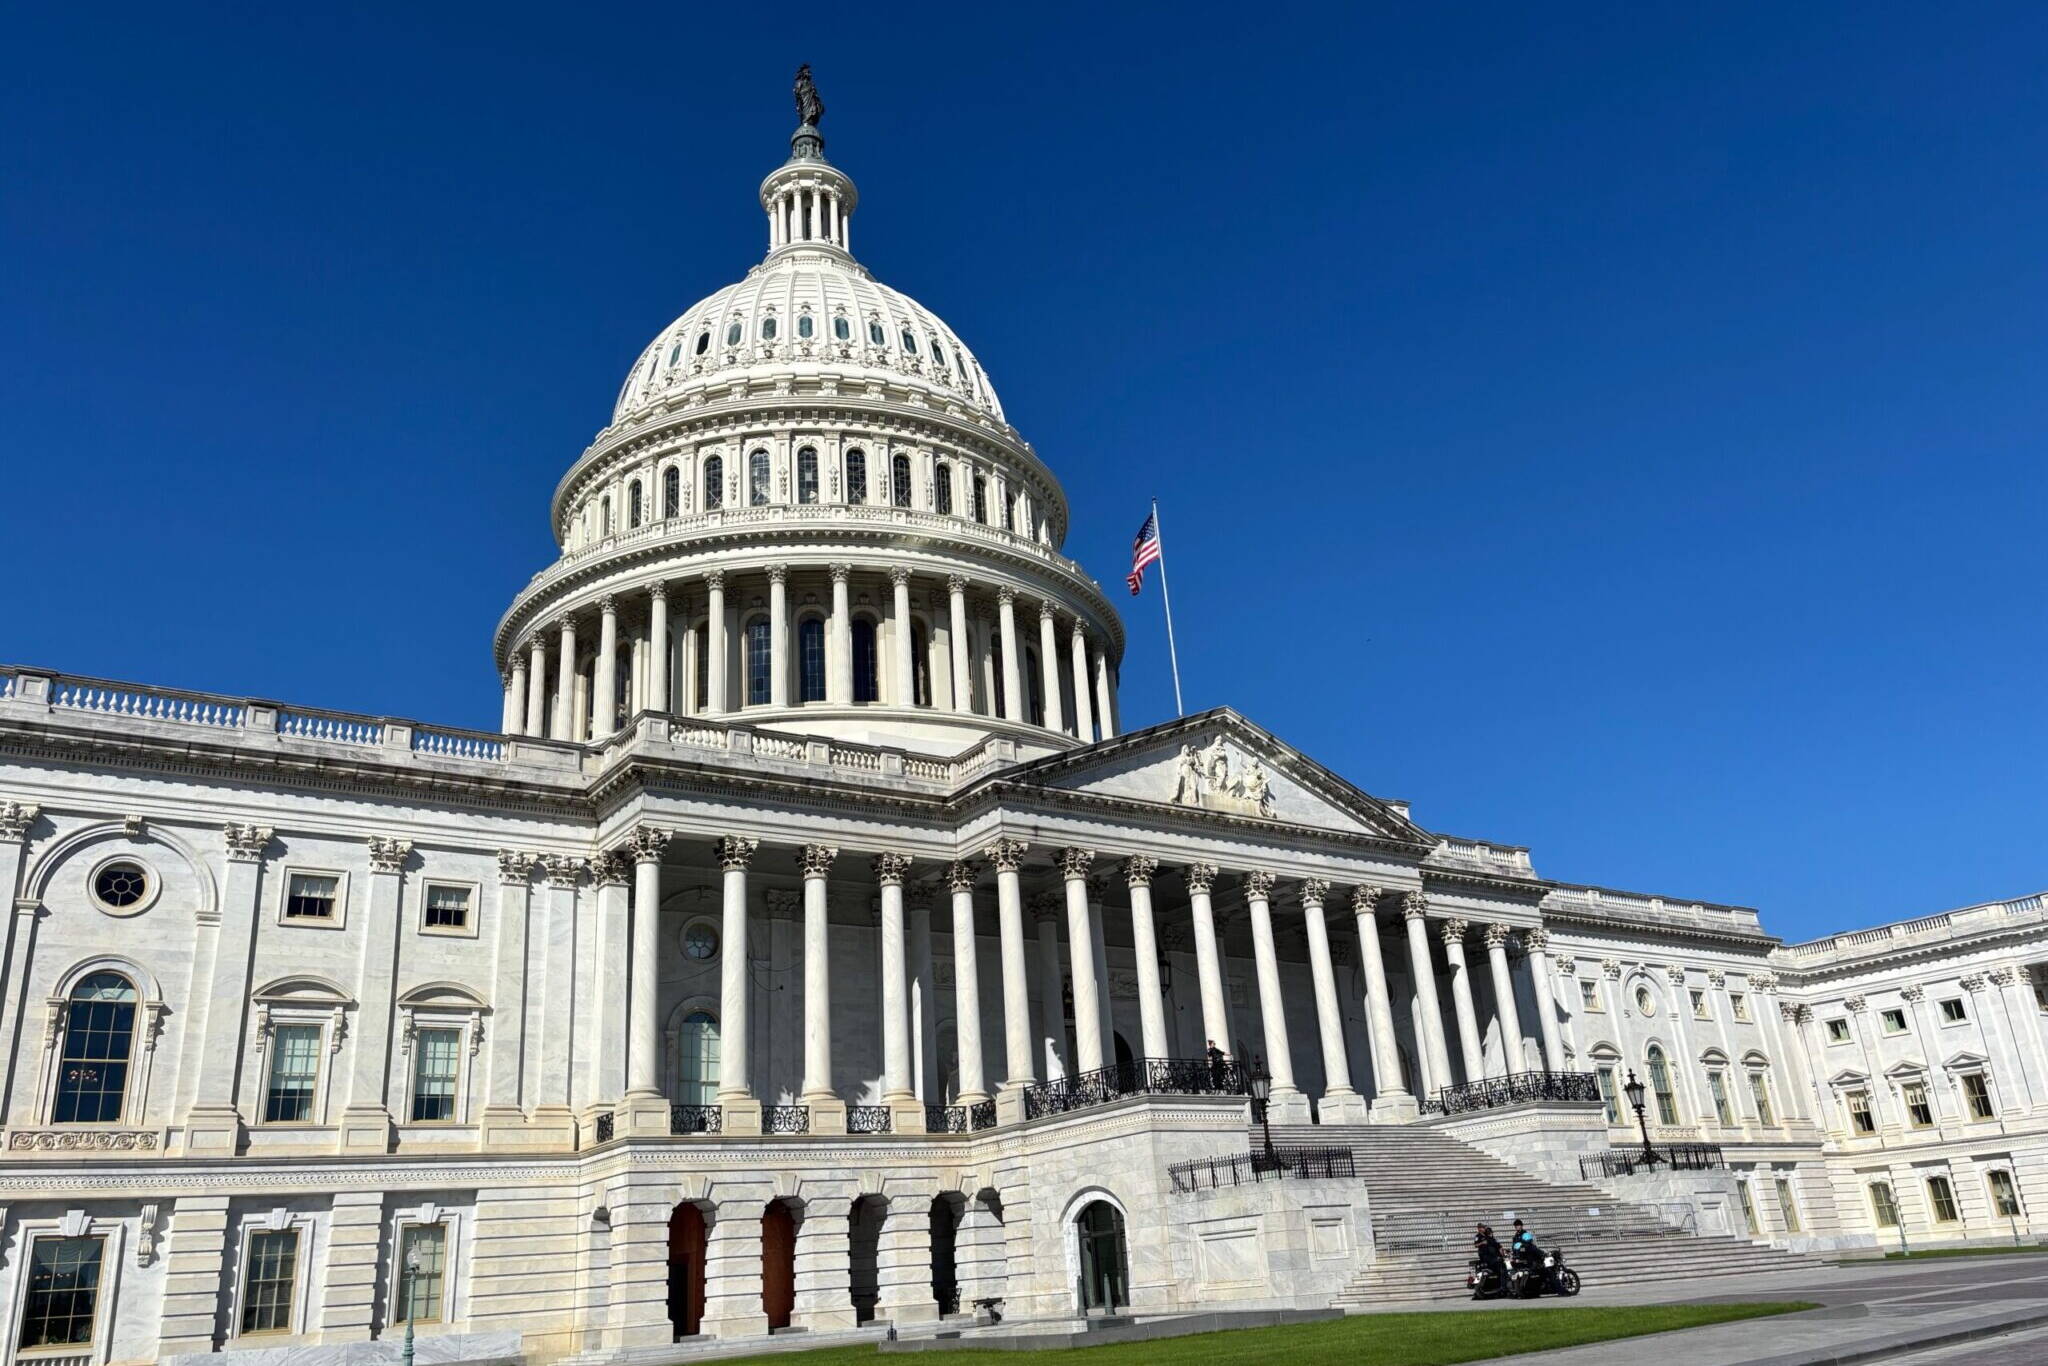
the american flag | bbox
[1127,511,1161,594]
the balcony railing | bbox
[969,1099,997,1131]
[670,1104,722,1135]
[847,1105,892,1135]
[1421,1070,1602,1116]
[593,1111,616,1144]
[1168,1145,1358,1194]
[1022,1056,1250,1121]
[765,1105,810,1135]
[925,1104,968,1133]
[1579,1143,1726,1179]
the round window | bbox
[90,858,156,915]
[1635,987,1656,1016]
[684,924,718,961]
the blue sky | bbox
[5,4,2045,939]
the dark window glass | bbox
[424,885,470,930]
[694,628,709,712]
[933,340,948,368]
[745,619,772,705]
[1000,491,1014,532]
[1025,649,1045,727]
[398,1226,446,1324]
[834,316,850,341]
[667,341,681,366]
[761,316,778,341]
[799,618,826,702]
[19,1236,104,1349]
[868,320,885,345]
[935,466,953,514]
[797,314,814,339]
[53,973,135,1124]
[851,620,879,703]
[797,447,819,504]
[410,1028,460,1122]
[240,1229,299,1334]
[846,449,868,505]
[911,625,931,706]
[991,636,1006,716]
[891,454,912,508]
[703,456,724,510]
[662,466,680,518]
[726,321,743,346]
[600,496,612,536]
[748,450,770,506]
[264,1024,321,1122]
[971,475,988,523]
[900,329,917,355]
[628,481,643,529]
[694,330,710,355]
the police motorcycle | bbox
[1514,1244,1582,1298]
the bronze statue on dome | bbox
[794,64,825,128]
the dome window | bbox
[900,329,918,355]
[932,340,948,368]
[971,475,988,524]
[760,316,778,341]
[891,454,912,508]
[601,495,613,535]
[667,341,682,366]
[846,448,868,505]
[726,321,743,347]
[695,331,710,356]
[662,466,680,519]
[703,455,724,511]
[797,313,814,339]
[834,315,851,341]
[748,450,771,506]
[628,481,644,529]
[797,447,820,504]
[934,465,953,515]
[868,320,885,346]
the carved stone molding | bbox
[996,586,1016,607]
[1483,923,1511,950]
[597,594,617,614]
[495,850,538,883]
[591,852,629,887]
[1121,855,1158,888]
[985,838,1028,873]
[627,825,670,864]
[946,574,968,595]
[1439,917,1469,946]
[717,836,758,872]
[767,565,788,585]
[543,854,585,888]
[1028,893,1061,925]
[800,844,838,879]
[0,801,41,843]
[1056,847,1095,881]
[8,1131,159,1153]
[944,860,978,893]
[764,888,801,918]
[367,836,412,874]
[1900,984,1924,1003]
[1243,871,1277,900]
[871,851,912,887]
[1298,878,1330,907]
[137,1202,160,1265]
[1184,862,1218,895]
[1351,885,1382,915]
[223,823,273,863]
[828,564,850,585]
[1403,890,1429,921]
[705,568,726,591]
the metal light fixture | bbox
[1622,1069,1661,1167]
[401,1241,424,1366]
[1246,1055,1276,1169]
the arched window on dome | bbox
[601,495,613,536]
[868,319,885,346]
[990,635,1007,717]
[662,466,680,519]
[667,340,682,366]
[744,618,772,706]
[834,315,851,341]
[798,617,826,702]
[1024,649,1046,727]
[53,971,138,1124]
[797,447,820,504]
[911,624,931,707]
[797,312,814,339]
[695,330,710,355]
[900,328,918,355]
[726,320,743,347]
[760,315,778,342]
[851,620,879,704]
[628,481,643,530]
[999,490,1014,533]
[703,456,724,511]
[934,465,953,515]
[891,454,912,509]
[693,627,709,714]
[846,449,868,506]
[971,475,988,524]
[748,450,770,506]
[932,340,948,369]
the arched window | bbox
[999,491,1014,532]
[693,628,709,713]
[725,320,743,347]
[797,447,820,504]
[1025,649,1045,727]
[798,618,827,702]
[797,313,814,339]
[1075,1202,1129,1313]
[667,340,681,366]
[1646,1045,1680,1125]
[846,449,868,505]
[900,328,918,355]
[760,315,778,341]
[628,481,643,529]
[744,619,772,706]
[834,315,851,341]
[694,330,710,355]
[971,475,988,524]
[678,1011,719,1106]
[891,454,912,508]
[851,620,879,703]
[933,340,948,369]
[990,635,1007,717]
[911,624,931,707]
[934,465,953,515]
[601,495,613,535]
[868,319,886,346]
[662,466,680,519]
[54,972,137,1124]
[748,450,770,506]
[703,456,724,511]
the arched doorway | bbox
[1075,1201,1129,1314]
[848,1195,885,1322]
[930,1195,962,1316]
[666,1203,707,1339]
[761,1202,797,1331]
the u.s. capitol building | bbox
[2,74,2043,1366]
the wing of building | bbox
[1,78,2044,1365]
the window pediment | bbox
[252,975,353,1007]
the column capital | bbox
[0,801,41,843]
[717,836,758,872]
[1122,855,1158,888]
[705,568,726,591]
[1483,922,1511,950]
[598,593,617,614]
[800,844,838,879]
[888,566,911,588]
[1350,884,1382,915]
[1438,916,1468,946]
[1070,617,1088,642]
[1844,993,1867,1011]
[1523,926,1550,952]
[1299,877,1330,907]
[1957,973,1986,993]
[554,615,576,637]
[494,849,538,883]
[1601,956,1622,980]
[500,669,513,688]
[223,822,272,863]
[1985,966,2017,987]
[592,851,631,887]
[996,586,1016,607]
[1900,982,1925,1002]
[984,837,1029,872]
[828,563,851,585]
[946,574,969,595]
[767,564,788,585]
[543,854,586,887]
[1402,890,1429,921]
[1038,599,1057,623]
[1243,870,1277,901]
[1057,847,1095,881]
[1029,892,1062,925]
[1706,967,1727,988]
[1750,971,1779,994]
[367,836,412,875]
[1664,964,1688,987]
[626,825,670,864]
[1184,862,1219,895]
[649,580,669,602]
[872,851,913,886]
[945,860,979,892]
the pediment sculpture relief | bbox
[1171,736,1276,818]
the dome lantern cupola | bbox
[760,63,856,257]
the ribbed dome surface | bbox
[612,247,1003,425]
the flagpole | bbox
[1151,497,1186,716]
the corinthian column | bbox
[715,836,762,1133]
[1032,895,1066,1080]
[647,582,670,715]
[1245,871,1308,1121]
[1037,602,1064,732]
[592,596,619,738]
[988,839,1035,1116]
[501,669,522,734]
[1352,886,1415,1119]
[890,568,917,705]
[1069,621,1095,743]
[552,616,578,738]
[1093,653,1116,740]
[525,637,548,735]
[1404,892,1453,1097]
[705,571,728,714]
[768,567,789,707]
[948,576,974,713]
[1485,924,1527,1073]
[1441,920,1484,1083]
[798,843,843,1133]
[829,565,853,705]
[1057,849,1103,1073]
[874,852,924,1131]
[1187,863,1232,1055]
[948,862,988,1106]
[997,589,1023,723]
[1300,879,1367,1122]
[623,826,670,1133]
[1124,857,1168,1061]
[1522,926,1564,1071]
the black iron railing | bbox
[670,1104,722,1135]
[1421,1070,1602,1116]
[968,1099,997,1131]
[593,1111,615,1144]
[765,1104,810,1135]
[1168,1145,1358,1193]
[848,1105,892,1135]
[1022,1056,1251,1121]
[1580,1142,1725,1179]
[926,1104,968,1133]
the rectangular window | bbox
[1749,1070,1775,1126]
[240,1229,300,1335]
[18,1236,104,1349]
[1730,992,1749,1022]
[1708,1070,1733,1126]
[1827,1018,1851,1044]
[1881,1008,1909,1035]
[1773,1177,1802,1233]
[1870,1181,1900,1228]
[1927,1175,1959,1223]
[398,1224,447,1324]
[284,873,339,921]
[1848,1089,1876,1134]
[423,884,471,932]
[1737,1179,1759,1236]
[1903,1081,1933,1128]
[1938,998,1967,1024]
[1579,980,1601,1012]
[264,1024,322,1123]
[1596,1065,1620,1122]
[1988,1169,2022,1219]
[1692,988,1710,1020]
[845,451,867,506]
[1961,1073,1995,1121]
[410,1028,461,1123]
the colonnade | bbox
[500,568,1117,744]
[616,828,1559,1134]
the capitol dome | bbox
[493,85,1122,758]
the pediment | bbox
[994,710,1431,847]
[1942,1050,1989,1071]
[1882,1059,1929,1081]
[1828,1068,1870,1088]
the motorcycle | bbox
[1513,1247,1581,1298]
[1466,1257,1535,1300]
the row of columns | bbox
[501,570,1117,743]
[616,828,1557,1134]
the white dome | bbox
[612,247,1004,425]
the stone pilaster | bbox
[481,850,536,1147]
[700,1199,770,1338]
[790,1195,857,1332]
[316,1191,385,1343]
[184,823,272,1154]
[873,1191,940,1327]
[156,1195,232,1358]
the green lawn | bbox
[715,1302,1813,1365]
[1884,1243,2048,1260]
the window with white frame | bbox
[1748,1069,1775,1126]
[1595,1064,1620,1122]
[1579,980,1601,1012]
[1692,989,1710,1020]
[1737,1178,1759,1235]
[1988,1169,2022,1219]
[53,971,138,1124]
[239,1228,300,1335]
[1902,1080,1933,1128]
[1960,1072,1995,1121]
[1826,1018,1851,1044]
[1880,1007,1908,1035]
[397,1224,447,1324]
[409,1028,461,1123]
[1646,1045,1680,1124]
[678,1011,719,1106]
[1869,1180,1900,1228]
[1938,997,1967,1024]
[1707,1069,1734,1126]
[1926,1174,1960,1223]
[1847,1089,1876,1134]
[1730,992,1749,1022]
[1773,1177,1802,1233]
[17,1235,106,1350]
[264,1024,322,1123]
[421,883,472,934]
[282,871,342,925]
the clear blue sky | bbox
[6,4,2044,939]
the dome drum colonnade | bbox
[609,823,1566,1136]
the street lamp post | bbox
[1621,1070,1662,1168]
[1247,1055,1276,1170]
[400,1241,423,1366]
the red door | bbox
[667,1204,707,1337]
[761,1203,796,1330]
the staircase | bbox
[1265,1124,1812,1307]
